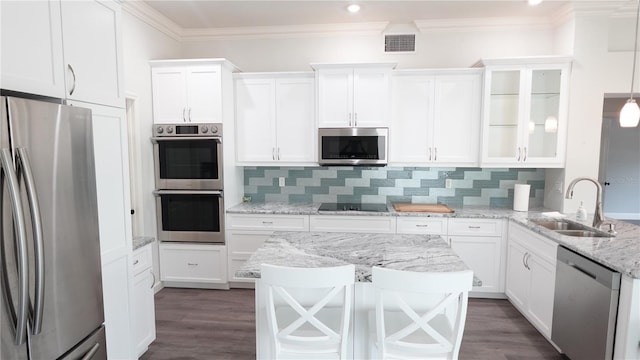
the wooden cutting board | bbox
[393,203,455,213]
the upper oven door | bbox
[152,136,223,190]
[318,127,388,166]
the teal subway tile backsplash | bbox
[243,167,545,207]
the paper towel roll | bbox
[513,184,531,212]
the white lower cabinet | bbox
[159,243,228,289]
[506,221,557,338]
[226,214,310,286]
[448,218,506,295]
[309,215,396,233]
[132,244,156,358]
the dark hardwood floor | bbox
[140,288,563,360]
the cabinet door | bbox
[527,255,555,338]
[133,268,156,357]
[505,240,529,312]
[1,0,65,98]
[450,236,502,293]
[353,67,391,127]
[275,77,316,163]
[235,78,276,162]
[317,68,353,127]
[432,74,481,165]
[523,66,567,166]
[186,66,222,123]
[152,67,188,124]
[61,0,124,107]
[482,68,524,164]
[390,75,433,164]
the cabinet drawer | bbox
[448,218,503,236]
[159,244,226,283]
[132,244,152,275]
[509,222,557,264]
[228,231,270,253]
[396,217,448,235]
[226,214,309,231]
[309,215,396,233]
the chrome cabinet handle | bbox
[523,147,528,162]
[522,252,528,269]
[277,148,280,160]
[188,108,192,122]
[182,108,186,122]
[354,113,358,126]
[272,148,275,160]
[80,342,101,360]
[434,147,437,161]
[0,148,29,345]
[517,147,521,161]
[16,148,44,335]
[150,270,156,289]
[133,259,139,265]
[428,148,432,161]
[68,64,76,96]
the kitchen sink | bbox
[531,220,589,231]
[555,230,613,238]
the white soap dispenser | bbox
[576,201,587,221]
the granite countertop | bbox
[227,202,640,279]
[237,231,481,286]
[133,236,155,251]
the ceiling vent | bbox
[384,34,416,53]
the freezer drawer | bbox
[59,325,107,360]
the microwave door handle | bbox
[16,148,45,334]
[0,148,30,345]
[153,190,223,196]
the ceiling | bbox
[140,1,590,30]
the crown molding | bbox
[121,1,183,41]
[181,22,390,41]
[414,16,554,33]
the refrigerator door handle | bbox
[16,147,45,334]
[80,343,101,360]
[0,148,30,345]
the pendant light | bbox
[621,0,640,127]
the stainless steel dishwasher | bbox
[551,246,621,360]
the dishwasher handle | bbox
[557,246,621,290]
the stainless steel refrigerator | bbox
[0,96,106,360]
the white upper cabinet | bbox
[314,64,395,128]
[390,70,481,166]
[60,0,124,108]
[235,73,316,165]
[478,57,571,168]
[151,59,238,124]
[1,0,65,98]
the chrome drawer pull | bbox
[468,226,481,229]
[133,259,139,265]
[187,263,199,266]
[416,224,429,227]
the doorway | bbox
[599,97,640,224]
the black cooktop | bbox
[318,202,388,212]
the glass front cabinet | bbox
[478,58,571,167]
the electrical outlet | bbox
[445,179,453,189]
[279,177,285,187]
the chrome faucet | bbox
[565,177,605,229]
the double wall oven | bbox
[152,123,224,243]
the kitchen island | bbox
[238,231,477,359]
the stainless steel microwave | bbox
[318,127,388,166]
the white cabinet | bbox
[0,0,65,98]
[448,218,505,295]
[396,217,448,235]
[506,221,558,338]
[60,0,124,108]
[151,59,238,124]
[390,70,481,166]
[310,215,396,233]
[132,244,156,358]
[77,101,134,360]
[478,57,571,168]
[235,73,316,164]
[314,64,395,128]
[226,214,310,286]
[159,243,228,288]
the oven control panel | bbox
[154,123,222,137]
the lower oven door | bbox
[154,190,224,243]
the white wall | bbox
[180,26,556,71]
[121,10,181,286]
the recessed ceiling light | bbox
[347,4,361,13]
[528,0,543,5]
